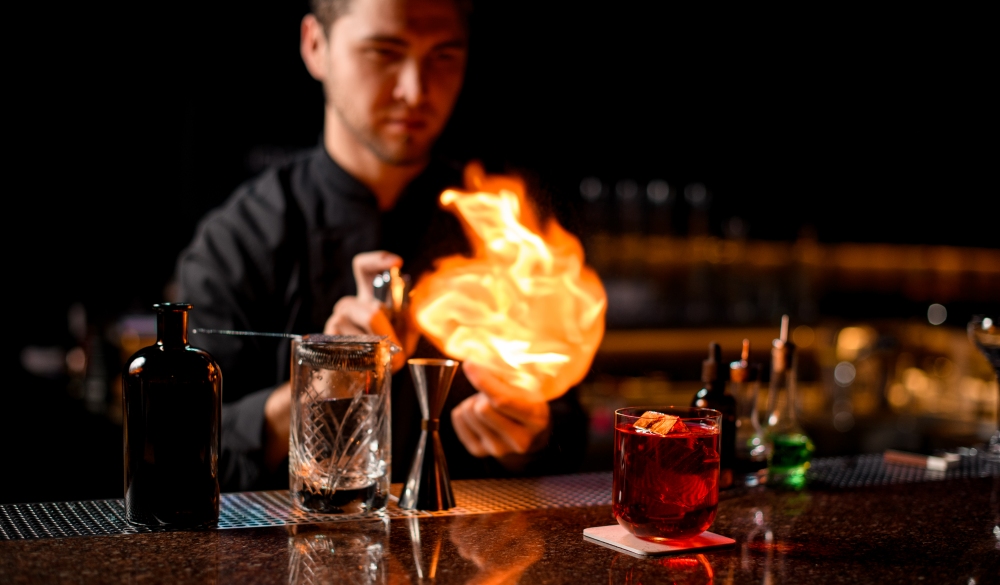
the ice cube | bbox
[634,411,687,435]
[634,411,675,435]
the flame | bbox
[411,162,607,400]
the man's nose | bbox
[393,57,426,106]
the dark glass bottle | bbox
[122,303,222,527]
[691,342,736,489]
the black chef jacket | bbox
[175,146,589,492]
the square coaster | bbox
[583,525,735,557]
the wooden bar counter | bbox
[2,467,998,584]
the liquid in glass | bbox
[613,407,722,542]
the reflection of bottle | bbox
[730,339,767,474]
[765,315,814,490]
[122,303,221,527]
[692,342,735,489]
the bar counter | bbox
[2,470,998,584]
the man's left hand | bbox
[451,362,551,469]
[324,251,410,372]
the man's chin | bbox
[369,139,434,167]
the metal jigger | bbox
[400,358,459,510]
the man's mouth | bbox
[384,118,430,132]
[381,108,434,133]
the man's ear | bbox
[301,14,329,82]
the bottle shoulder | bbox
[125,343,218,360]
[123,344,222,378]
[691,386,736,409]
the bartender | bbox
[174,0,588,491]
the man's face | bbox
[322,0,468,166]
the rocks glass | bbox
[613,407,723,542]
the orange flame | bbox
[410,162,607,400]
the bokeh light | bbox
[579,177,603,201]
[646,179,670,204]
[927,303,947,326]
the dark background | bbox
[5,2,995,503]
[12,2,995,332]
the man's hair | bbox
[310,0,472,36]
[310,0,352,34]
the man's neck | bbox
[323,117,427,211]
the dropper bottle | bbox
[764,315,814,490]
[691,342,736,489]
[730,339,767,474]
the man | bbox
[175,0,588,491]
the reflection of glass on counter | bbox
[448,513,544,584]
[288,520,388,585]
[609,553,714,585]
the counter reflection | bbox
[288,519,389,585]
[448,514,544,585]
[609,553,714,585]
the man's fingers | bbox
[324,296,407,371]
[324,296,382,335]
[324,312,366,335]
[451,398,488,458]
[369,309,406,372]
[452,396,513,459]
[462,362,546,422]
[471,394,534,454]
[352,251,403,301]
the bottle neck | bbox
[157,310,189,347]
[767,368,800,431]
[732,380,759,420]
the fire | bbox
[410,162,607,400]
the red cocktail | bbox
[613,407,722,542]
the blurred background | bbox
[5,2,997,503]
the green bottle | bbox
[764,315,814,490]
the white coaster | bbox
[583,524,735,557]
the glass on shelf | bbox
[968,315,1000,461]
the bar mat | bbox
[806,451,999,489]
[4,455,996,540]
[0,472,613,540]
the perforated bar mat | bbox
[4,456,998,540]
[0,472,613,540]
[805,451,998,489]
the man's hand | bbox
[324,251,409,372]
[263,381,291,472]
[266,251,405,471]
[451,362,551,471]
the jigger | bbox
[400,358,459,510]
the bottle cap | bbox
[771,315,797,373]
[730,339,751,382]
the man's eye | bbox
[365,47,403,61]
[432,50,465,64]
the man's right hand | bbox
[324,250,410,372]
[267,251,409,471]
